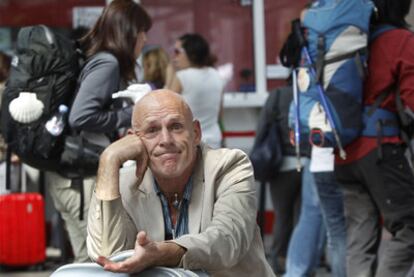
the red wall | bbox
[0,0,307,90]
[0,0,104,28]
[142,0,307,90]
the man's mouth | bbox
[155,151,179,158]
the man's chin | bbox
[153,164,180,178]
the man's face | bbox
[134,93,201,179]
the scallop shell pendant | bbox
[9,92,44,123]
[297,67,311,93]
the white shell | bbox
[9,92,44,123]
[298,67,311,93]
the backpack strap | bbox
[315,34,368,83]
[370,24,397,43]
[70,177,85,220]
[362,106,399,137]
[395,89,414,166]
[363,83,400,137]
[75,136,86,221]
[315,35,326,84]
[362,82,414,164]
[5,145,11,191]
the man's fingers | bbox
[96,256,110,267]
[136,231,150,246]
[97,256,131,273]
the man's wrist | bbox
[95,150,123,200]
[154,241,186,267]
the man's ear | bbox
[193,120,202,144]
[127,128,134,135]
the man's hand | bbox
[96,231,186,273]
[96,134,149,200]
[96,231,157,273]
[102,134,148,169]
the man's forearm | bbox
[95,151,123,200]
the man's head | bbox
[132,90,201,181]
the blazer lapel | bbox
[138,171,165,241]
[188,150,204,234]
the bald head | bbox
[130,89,201,182]
[132,89,194,130]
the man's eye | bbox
[171,123,183,130]
[147,127,158,133]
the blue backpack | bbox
[285,0,374,160]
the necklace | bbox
[172,193,181,210]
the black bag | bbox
[0,25,102,177]
[250,92,283,182]
[279,19,307,68]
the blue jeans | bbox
[284,161,326,277]
[314,172,347,277]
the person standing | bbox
[46,0,152,262]
[335,0,414,276]
[165,33,224,149]
[142,47,169,89]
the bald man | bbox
[87,90,275,276]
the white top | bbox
[177,67,224,148]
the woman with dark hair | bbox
[165,33,224,149]
[335,0,414,276]
[46,0,152,262]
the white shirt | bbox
[177,67,224,148]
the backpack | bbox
[250,89,283,182]
[0,25,102,178]
[280,0,374,160]
[362,25,414,164]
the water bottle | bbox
[45,104,68,136]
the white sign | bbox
[0,28,11,52]
[72,7,104,29]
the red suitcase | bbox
[0,192,46,266]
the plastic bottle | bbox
[45,104,69,136]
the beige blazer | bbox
[87,144,275,277]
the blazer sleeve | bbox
[69,52,133,133]
[174,149,258,271]
[86,194,137,261]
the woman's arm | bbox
[164,63,182,93]
[69,53,133,133]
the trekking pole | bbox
[301,47,347,159]
[292,69,302,171]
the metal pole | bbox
[252,0,267,95]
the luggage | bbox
[280,0,374,160]
[0,168,46,266]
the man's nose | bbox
[159,127,173,145]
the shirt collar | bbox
[153,176,194,203]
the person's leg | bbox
[269,170,302,274]
[284,161,326,277]
[336,159,382,277]
[314,171,347,277]
[407,262,414,277]
[46,172,95,262]
[360,144,414,277]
